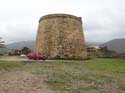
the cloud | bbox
[0,23,36,44]
[0,0,125,44]
[83,4,125,43]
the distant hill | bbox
[85,42,101,46]
[6,41,35,49]
[0,41,35,54]
[3,38,125,53]
[5,41,101,49]
[6,41,99,49]
[101,38,125,53]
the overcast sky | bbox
[0,0,125,44]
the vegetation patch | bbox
[0,61,22,71]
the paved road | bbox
[0,57,52,62]
[0,56,40,61]
[0,58,29,61]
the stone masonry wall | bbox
[34,14,87,59]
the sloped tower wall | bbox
[34,14,87,59]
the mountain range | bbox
[6,41,35,49]
[101,38,125,53]
[0,38,125,53]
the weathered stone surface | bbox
[34,14,87,59]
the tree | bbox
[100,46,108,53]
[100,46,116,54]
[21,47,31,54]
[0,38,6,55]
[0,38,5,48]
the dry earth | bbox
[0,71,57,93]
[0,58,125,93]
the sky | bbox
[0,0,125,44]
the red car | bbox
[27,53,48,60]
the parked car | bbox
[20,54,26,58]
[27,53,48,60]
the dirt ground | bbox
[0,71,57,93]
[0,58,125,93]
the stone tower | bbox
[34,14,87,59]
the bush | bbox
[0,54,4,56]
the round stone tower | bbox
[34,14,87,59]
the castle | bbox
[34,14,87,59]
